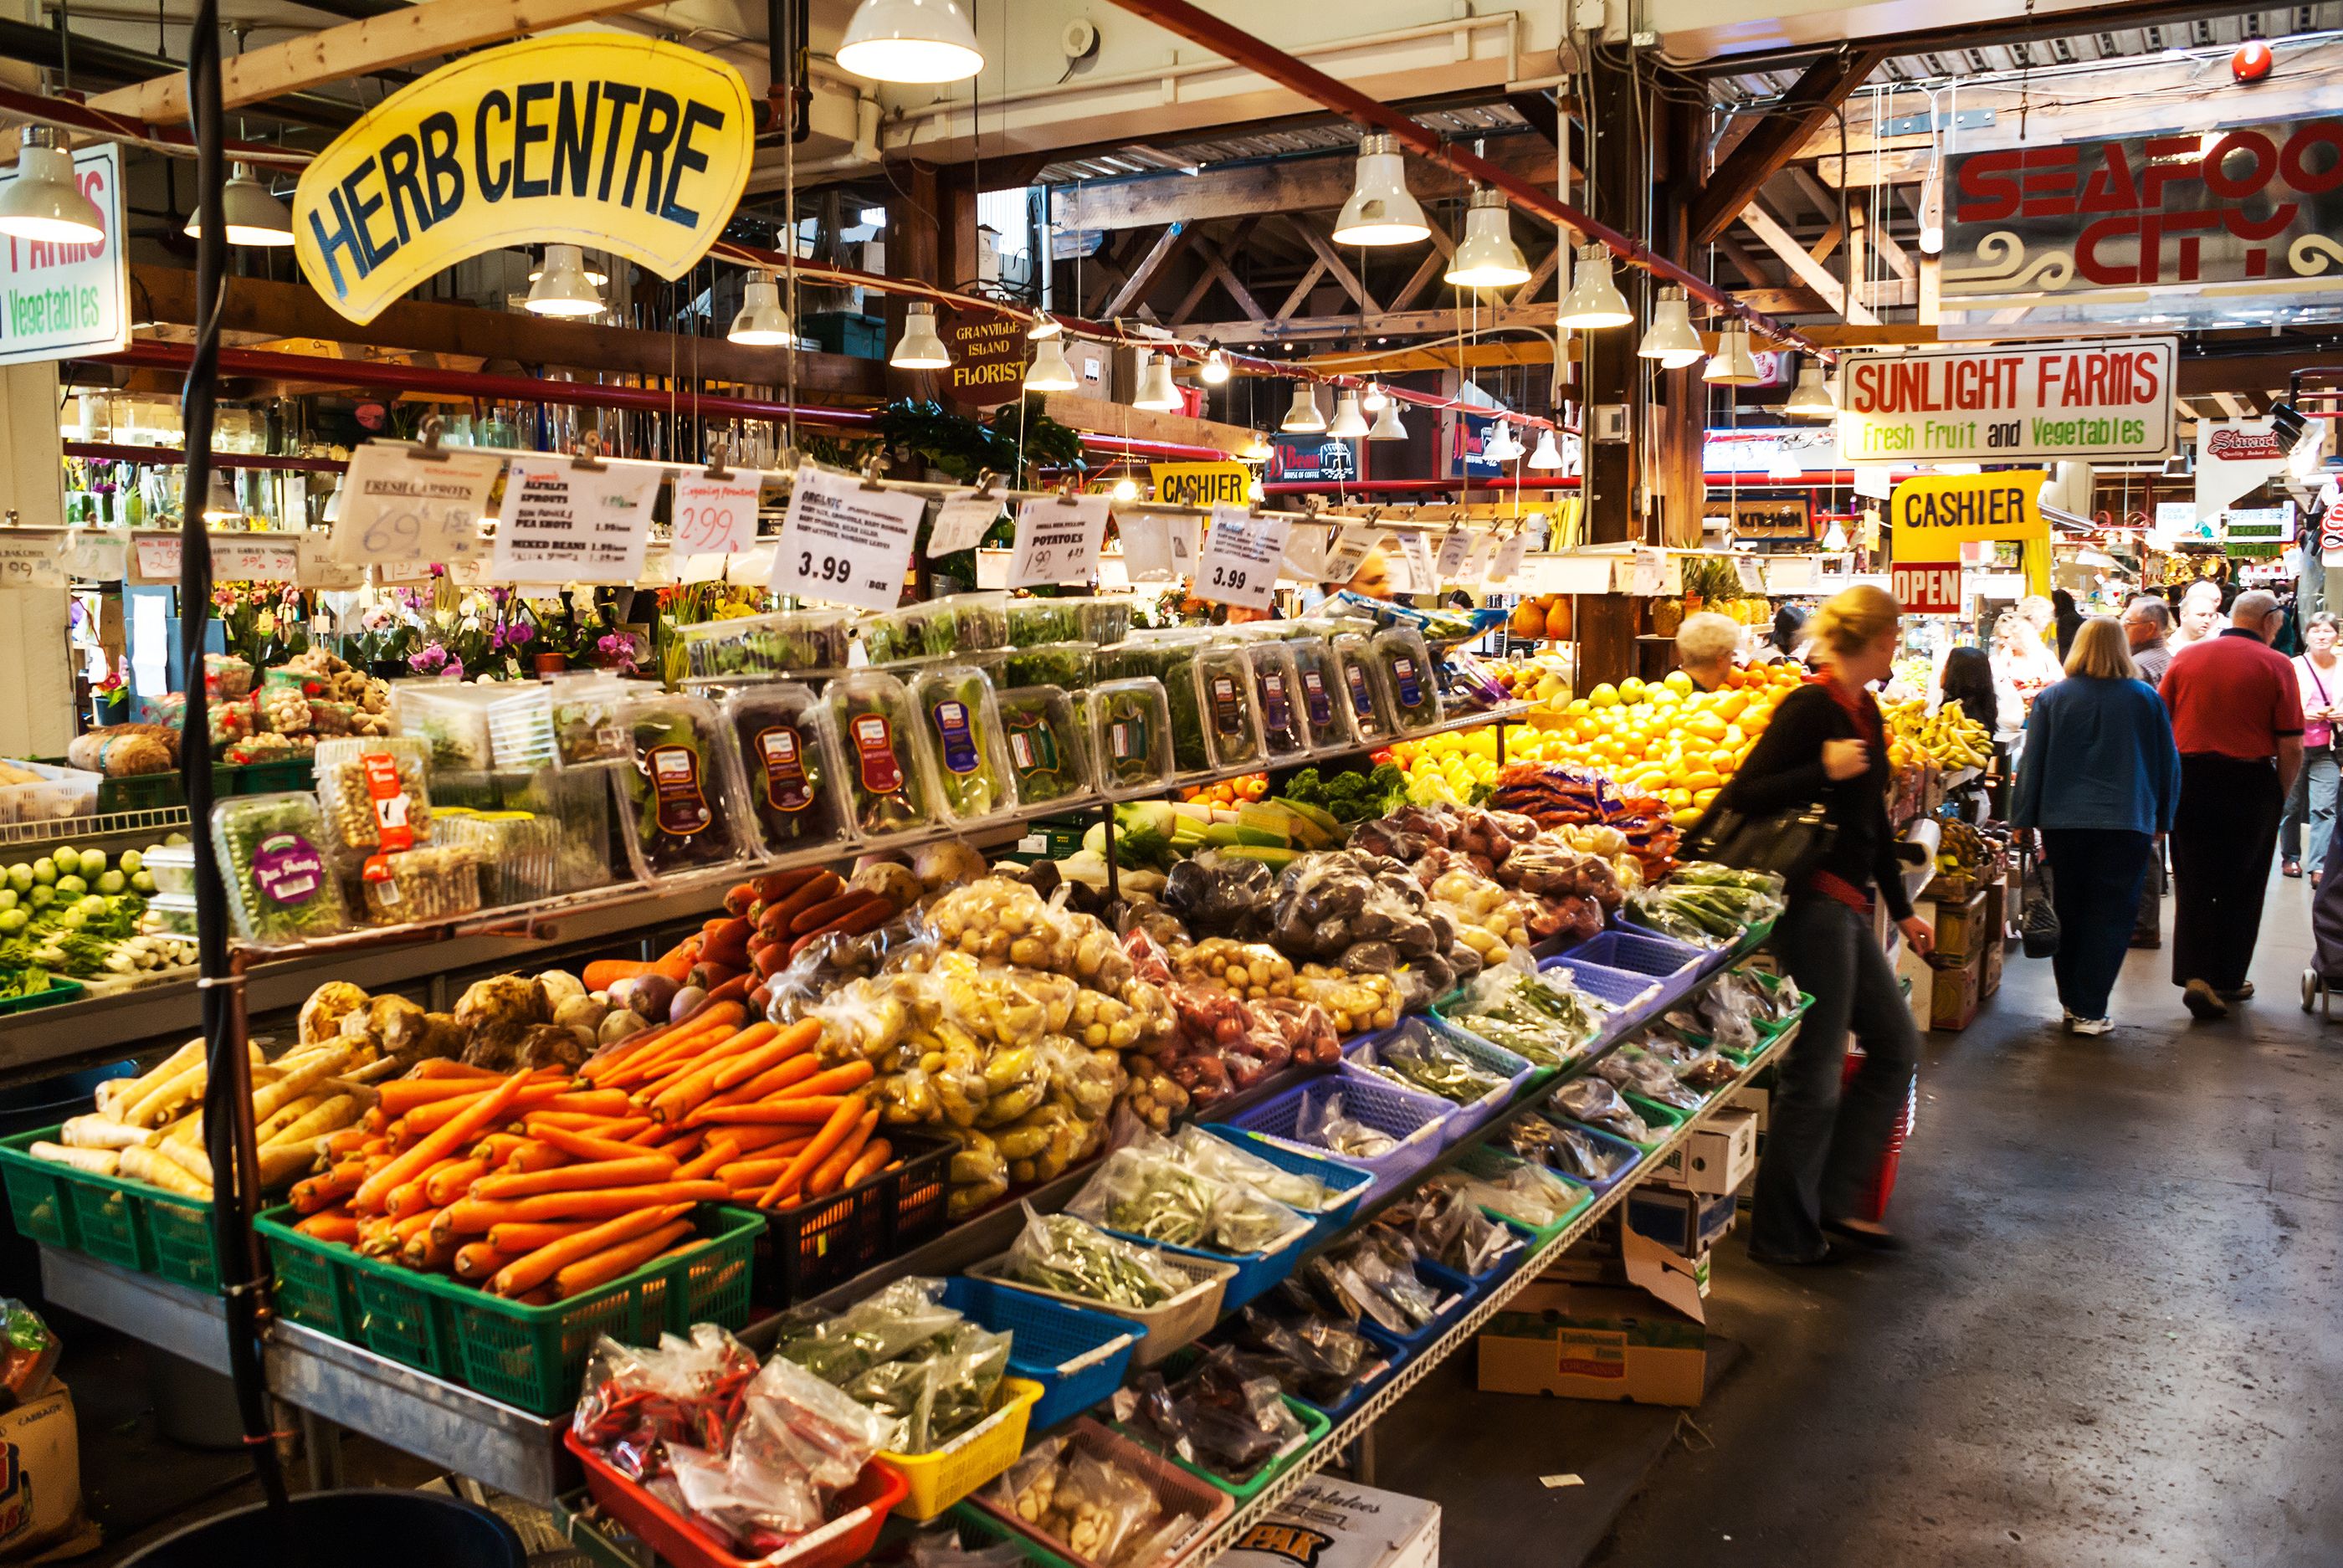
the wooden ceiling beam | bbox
[1689,44,1893,244]
[1184,300,1554,346]
[1737,199,1877,325]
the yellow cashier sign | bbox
[295,35,754,325]
[1889,470,2048,561]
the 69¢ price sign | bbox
[772,465,925,612]
[1194,506,1289,612]
[329,443,503,564]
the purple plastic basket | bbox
[1560,927,1707,982]
[1340,1017,1535,1145]
[1222,1075,1455,1198]
[1537,954,1668,1039]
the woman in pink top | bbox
[2282,611,2342,883]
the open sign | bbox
[1891,561,1964,616]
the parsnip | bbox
[112,1039,204,1108]
[157,1139,213,1186]
[59,1115,151,1151]
[30,1141,117,1175]
[120,1145,211,1198]
[122,1063,207,1129]
[250,1046,354,1122]
[255,1094,324,1144]
[264,1095,357,1149]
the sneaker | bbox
[2183,978,2228,1020]
[2069,1016,2113,1036]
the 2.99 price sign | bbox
[1194,505,1289,612]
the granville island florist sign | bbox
[295,35,755,325]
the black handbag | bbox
[2022,865,2061,958]
[1681,799,1838,887]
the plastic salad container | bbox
[922,592,1012,657]
[720,683,854,854]
[996,684,1094,807]
[312,735,436,874]
[356,843,482,925]
[143,843,197,898]
[143,893,199,935]
[1193,644,1266,771]
[391,680,494,770]
[612,693,754,877]
[1326,631,1397,743]
[1083,679,1177,802]
[546,673,633,766]
[1098,633,1218,777]
[213,792,351,944]
[1371,626,1445,733]
[1283,635,1356,753]
[677,607,853,680]
[1245,643,1310,761]
[1006,598,1084,647]
[1079,597,1135,647]
[906,664,1020,825]
[859,604,932,667]
[436,810,565,906]
[822,670,934,840]
[1002,641,1096,692]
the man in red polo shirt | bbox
[2158,589,2304,1019]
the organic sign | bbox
[0,144,126,366]
[295,36,754,325]
[938,315,1025,407]
[1837,341,2176,462]
[1889,471,2048,561]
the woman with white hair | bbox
[1989,601,2064,739]
[1674,612,1742,693]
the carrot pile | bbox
[288,990,902,1302]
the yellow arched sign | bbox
[1888,469,2048,561]
[295,35,754,325]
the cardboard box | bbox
[0,1382,85,1560]
[1648,1109,1758,1196]
[1537,1213,1626,1285]
[1928,889,1991,961]
[1477,1228,1710,1407]
[1625,1186,1737,1255]
[1930,946,1986,1032]
[1724,1084,1770,1134]
[1223,1478,1440,1568]
[1894,932,1935,1033]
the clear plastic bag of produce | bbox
[1002,1205,1186,1308]
[1595,1044,1703,1111]
[1295,1084,1397,1160]
[1550,1077,1653,1143]
[1160,850,1278,941]
[905,1532,1029,1568]
[771,1277,969,1384]
[1502,1114,1633,1185]
[1161,1125,1333,1216]
[1351,1019,1507,1105]
[1423,1156,1582,1228]
[572,1324,764,1481]
[1115,1344,1307,1481]
[1378,1186,1516,1276]
[0,1298,60,1407]
[840,1319,1011,1454]
[664,1354,892,1550]
[1301,1229,1443,1335]
[1223,1292,1392,1407]
[992,1434,1161,1567]
[1441,950,1610,1066]
[1065,1136,1305,1256]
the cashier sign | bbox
[1890,470,2047,562]
[294,36,754,325]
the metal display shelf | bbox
[0,805,192,850]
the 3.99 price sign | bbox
[1194,505,1289,612]
[772,465,925,611]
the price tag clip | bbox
[570,433,607,473]
[704,435,733,482]
[1057,476,1084,507]
[860,455,891,492]
[408,413,450,464]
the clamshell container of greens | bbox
[907,664,1022,826]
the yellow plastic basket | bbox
[881,1376,1043,1522]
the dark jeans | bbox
[2041,828,2153,1020]
[1751,895,1921,1261]
[2279,747,2339,871]
[2171,753,2284,992]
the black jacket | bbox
[1715,683,1914,920]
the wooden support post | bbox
[1575,51,1642,691]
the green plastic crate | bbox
[1453,1142,1594,1252]
[939,1502,1079,1567]
[0,978,85,1017]
[220,757,315,796]
[1113,1348,1331,1503]
[142,1191,221,1290]
[97,772,183,813]
[0,1125,172,1272]
[254,1204,761,1415]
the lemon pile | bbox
[1390,725,1510,807]
[1880,698,1992,770]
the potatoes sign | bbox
[295,36,754,325]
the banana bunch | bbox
[1937,817,1987,876]
[1879,698,1992,770]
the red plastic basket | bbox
[565,1429,906,1568]
[1842,1047,1918,1223]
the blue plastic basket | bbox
[1619,910,1740,976]
[1538,953,1669,1038]
[1110,1219,1311,1314]
[1561,927,1708,983]
[1355,1261,1475,1359]
[1422,1242,1522,1301]
[1339,1017,1536,1142]
[1221,1076,1456,1198]
[1452,1142,1597,1248]
[941,1276,1146,1432]
[1195,1126,1373,1247]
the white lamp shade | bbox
[727,272,792,346]
[1327,393,1370,438]
[0,131,103,244]
[1527,428,1565,469]
[1133,351,1182,411]
[1783,361,1836,418]
[526,243,604,316]
[1823,518,1849,551]
[1703,324,1762,385]
[1282,382,1326,433]
[1361,384,1387,412]
[890,300,952,369]
[1637,286,1705,369]
[1199,348,1231,386]
[1483,421,1522,463]
[1332,134,1429,246]
[1368,399,1407,441]
[1110,476,1141,501]
[1444,188,1530,289]
[1025,334,1078,392]
[1557,244,1632,329]
[202,468,242,521]
[836,0,983,84]
[1028,316,1063,340]
[183,161,293,248]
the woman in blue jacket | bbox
[2012,616,2184,1034]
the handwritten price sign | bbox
[671,469,765,556]
[331,443,501,564]
[1193,506,1289,612]
[1008,495,1110,587]
[0,530,66,589]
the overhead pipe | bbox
[0,81,305,163]
[1087,0,1823,356]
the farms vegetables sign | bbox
[295,36,754,325]
[1836,340,2176,462]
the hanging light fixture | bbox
[1024,333,1078,392]
[1028,316,1063,340]
[0,126,104,243]
[1823,517,1849,551]
[1443,187,1530,289]
[1483,420,1523,463]
[182,161,292,248]
[1282,382,1326,433]
[1199,346,1231,386]
[201,468,242,523]
[1361,383,1388,412]
[890,300,952,368]
[1331,134,1430,246]
[726,270,792,346]
[1238,431,1274,462]
[1703,323,1762,385]
[1110,475,1141,502]
[835,0,983,84]
[1916,159,1946,255]
[1368,398,1407,441]
[1637,286,1705,369]
[526,243,604,316]
[1782,361,1837,418]
[1133,351,1182,411]
[1526,428,1566,469]
[1327,393,1370,438]
[1556,243,1633,329]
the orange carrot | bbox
[387,1206,442,1247]
[484,1217,599,1253]
[597,1006,746,1089]
[443,1181,729,1234]
[291,1171,358,1213]
[786,1062,875,1099]
[582,958,659,992]
[682,1054,823,1121]
[674,1139,738,1182]
[808,1109,878,1198]
[355,1073,530,1214]
[842,1137,893,1188]
[526,1111,644,1135]
[383,1172,440,1217]
[473,1133,536,1166]
[325,1128,373,1157]
[453,1242,515,1280]
[404,1232,457,1271]
[646,1023,781,1121]
[410,1059,505,1080]
[295,1208,358,1243]
[490,1203,695,1296]
[470,1156,678,1202]
[424,1158,490,1207]
[757,1097,864,1210]
[379,1079,499,1117]
[690,1097,852,1125]
[710,1022,819,1092]
[528,1124,654,1166]
[551,1220,694,1299]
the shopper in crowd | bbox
[1674,612,1742,693]
[2052,588,2085,660]
[1935,646,2001,740]
[2122,596,2175,684]
[2011,617,2182,1034]
[1990,602,2063,734]
[2158,589,2305,1019]
[2280,611,2343,883]
[1344,546,1395,601]
[2170,579,2226,651]
[1770,604,1811,665]
[1713,584,1929,1263]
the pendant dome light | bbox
[1199,346,1231,386]
[1483,420,1523,463]
[1368,398,1407,441]
[1636,285,1705,369]
[1282,382,1326,433]
[182,161,293,248]
[1556,243,1632,330]
[726,270,792,346]
[1133,351,1182,411]
[1782,361,1837,418]
[1238,432,1274,462]
[1028,316,1063,340]
[1326,393,1370,438]
[890,300,952,369]
[835,0,983,84]
[1361,383,1387,412]
[1703,323,1762,385]
[1526,427,1566,470]
[1111,475,1141,501]
[1024,333,1078,392]
[0,127,105,243]
[526,243,605,315]
[1443,187,1530,289]
[1332,134,1430,246]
